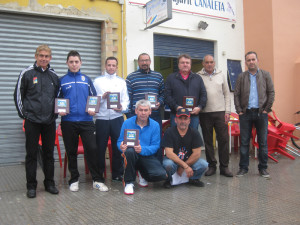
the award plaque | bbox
[107,92,121,109]
[145,94,157,108]
[183,96,196,111]
[55,98,70,114]
[85,96,101,113]
[124,129,139,147]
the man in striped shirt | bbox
[126,53,165,185]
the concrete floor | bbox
[0,151,299,225]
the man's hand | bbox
[225,113,230,124]
[239,112,244,116]
[113,106,122,112]
[190,107,201,115]
[134,142,142,153]
[120,141,127,153]
[59,112,67,116]
[185,166,194,177]
[262,110,268,114]
[152,102,160,110]
[88,110,96,116]
[102,91,110,99]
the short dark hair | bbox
[178,54,192,62]
[245,51,258,60]
[138,53,151,61]
[67,50,81,61]
[105,56,118,65]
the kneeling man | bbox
[117,100,168,195]
[163,108,208,188]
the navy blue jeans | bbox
[239,110,268,171]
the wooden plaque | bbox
[107,92,121,109]
[124,129,139,147]
[145,94,157,108]
[183,96,196,111]
[86,96,101,113]
[55,98,70,114]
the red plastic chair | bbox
[22,120,62,167]
[228,113,240,153]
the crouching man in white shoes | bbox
[117,100,169,195]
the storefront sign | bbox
[130,0,236,22]
[145,0,172,29]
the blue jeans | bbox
[239,110,269,171]
[170,113,199,130]
[163,157,208,180]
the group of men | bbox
[14,45,274,198]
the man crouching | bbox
[117,100,169,195]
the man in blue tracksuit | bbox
[58,50,108,192]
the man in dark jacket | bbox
[165,54,207,130]
[14,45,60,198]
[234,51,275,178]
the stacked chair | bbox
[252,111,300,162]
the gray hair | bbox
[135,99,151,109]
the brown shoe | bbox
[220,167,233,177]
[205,167,216,176]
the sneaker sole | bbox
[236,174,247,177]
[138,183,148,187]
[124,192,134,195]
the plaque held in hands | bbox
[55,98,70,114]
[145,94,157,108]
[86,96,101,113]
[124,129,139,147]
[183,96,196,111]
[107,92,121,109]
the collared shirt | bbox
[248,69,259,109]
[203,69,216,80]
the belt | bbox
[247,108,259,112]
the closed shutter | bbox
[0,12,102,164]
[154,34,214,59]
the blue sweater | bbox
[58,70,97,122]
[117,116,160,156]
[126,69,164,114]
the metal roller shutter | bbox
[154,34,214,59]
[0,12,102,164]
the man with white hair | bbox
[117,99,168,195]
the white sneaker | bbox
[93,181,108,192]
[138,171,148,187]
[69,181,79,192]
[124,183,134,195]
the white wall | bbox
[125,0,245,112]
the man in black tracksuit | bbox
[14,45,60,198]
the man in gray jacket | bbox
[198,55,233,177]
[234,51,275,178]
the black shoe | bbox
[205,167,216,176]
[163,180,171,189]
[259,169,270,178]
[189,179,205,187]
[45,186,59,194]
[220,167,233,177]
[27,189,36,198]
[236,169,248,177]
[112,176,123,182]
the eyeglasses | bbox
[139,59,150,63]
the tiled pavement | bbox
[0,152,299,225]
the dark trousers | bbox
[24,119,56,190]
[239,110,268,171]
[199,111,229,169]
[95,117,124,179]
[124,148,167,184]
[61,121,103,184]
